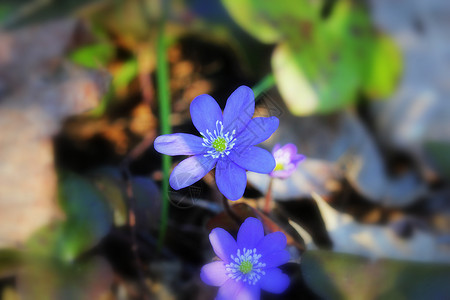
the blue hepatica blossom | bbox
[201,217,290,300]
[154,86,279,200]
[269,143,305,179]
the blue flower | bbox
[154,86,279,200]
[269,143,305,179]
[201,217,290,300]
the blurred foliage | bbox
[0,0,99,29]
[424,141,450,181]
[18,256,112,300]
[69,43,115,69]
[1,0,448,299]
[56,171,113,262]
[0,249,23,278]
[223,0,402,115]
[0,168,158,298]
[88,167,161,230]
[302,250,450,299]
[221,0,319,44]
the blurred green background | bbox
[0,0,449,299]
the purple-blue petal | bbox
[169,155,217,190]
[279,143,298,156]
[235,284,260,300]
[215,157,247,201]
[217,280,260,300]
[235,117,279,147]
[200,261,229,286]
[259,268,290,294]
[293,154,306,164]
[270,166,297,179]
[216,279,241,300]
[228,146,276,174]
[209,228,238,263]
[237,217,264,249]
[154,133,205,156]
[190,94,223,135]
[272,144,281,154]
[222,86,255,135]
[261,250,290,269]
[256,232,287,257]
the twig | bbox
[263,178,274,214]
[222,196,241,225]
[120,159,151,299]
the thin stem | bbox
[253,73,276,101]
[156,1,171,251]
[222,196,241,225]
[120,160,151,298]
[263,178,274,214]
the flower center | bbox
[239,260,253,274]
[200,121,236,159]
[212,137,227,152]
[225,248,266,285]
[273,162,285,171]
[273,150,292,170]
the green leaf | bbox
[271,1,375,115]
[56,171,113,262]
[362,33,402,99]
[113,58,138,90]
[272,40,360,115]
[221,0,319,44]
[69,43,115,69]
[302,250,450,300]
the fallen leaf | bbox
[298,193,450,262]
[302,250,450,300]
[247,158,342,200]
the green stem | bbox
[252,73,276,101]
[156,5,171,251]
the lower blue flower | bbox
[154,86,279,200]
[201,217,290,300]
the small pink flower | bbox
[269,144,305,179]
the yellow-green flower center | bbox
[274,162,285,171]
[239,260,253,274]
[200,121,236,159]
[226,248,266,285]
[212,137,227,152]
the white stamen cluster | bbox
[274,149,292,165]
[200,120,236,159]
[225,248,266,285]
